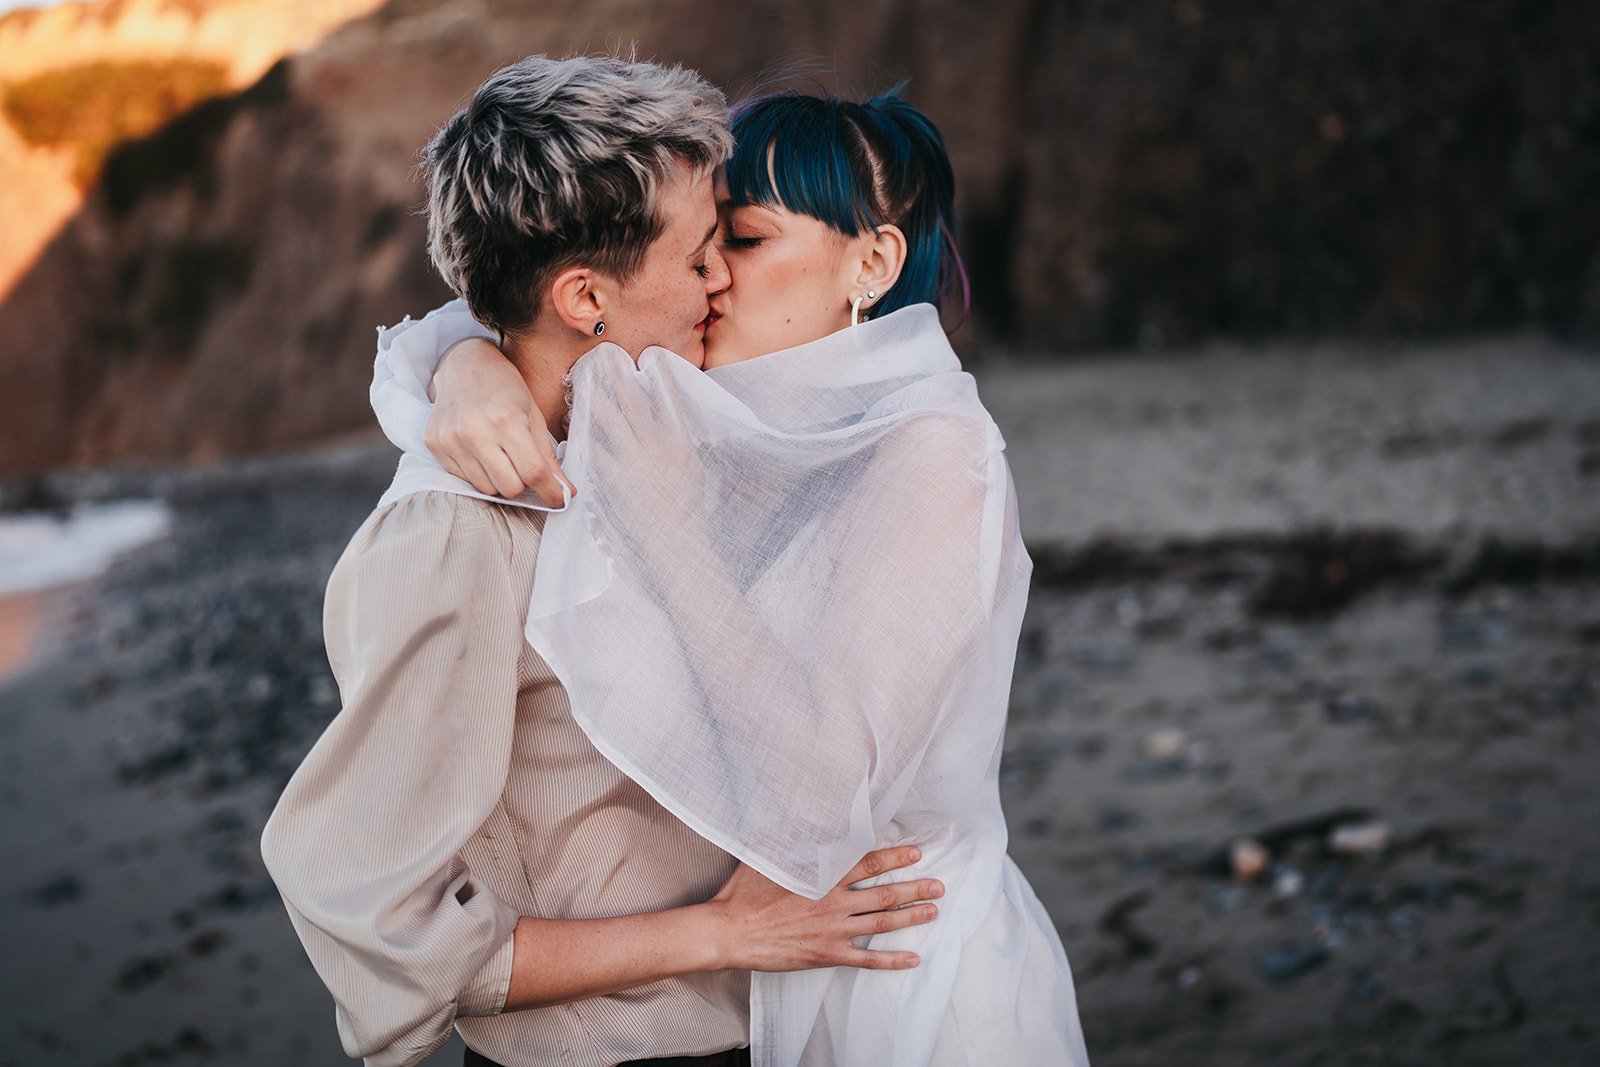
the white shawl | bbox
[371,300,1088,1067]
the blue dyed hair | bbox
[726,86,969,327]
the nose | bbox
[702,242,731,295]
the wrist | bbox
[432,337,504,401]
[677,900,733,973]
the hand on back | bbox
[704,845,942,972]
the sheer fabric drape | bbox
[372,302,1089,1066]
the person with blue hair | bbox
[363,71,1091,1066]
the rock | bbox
[1098,806,1142,833]
[1231,837,1270,882]
[1142,727,1188,762]
[1329,820,1393,856]
[1257,940,1330,984]
[1271,864,1304,898]
[25,871,84,907]
[1346,965,1383,1003]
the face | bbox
[598,163,728,368]
[702,169,862,368]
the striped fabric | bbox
[262,492,749,1067]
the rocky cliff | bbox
[1,0,1595,474]
[0,0,385,301]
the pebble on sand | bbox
[1231,837,1270,882]
[1328,820,1393,856]
[1257,940,1330,984]
[1142,727,1189,762]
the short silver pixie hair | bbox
[420,55,733,334]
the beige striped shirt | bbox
[261,492,749,1067]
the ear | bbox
[851,223,908,313]
[548,265,608,336]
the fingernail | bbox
[930,882,944,898]
[907,847,921,861]
[923,904,938,919]
[906,954,920,967]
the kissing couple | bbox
[263,53,1090,1067]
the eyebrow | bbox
[693,220,716,254]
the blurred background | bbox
[0,1,1596,1064]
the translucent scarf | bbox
[372,301,1086,1067]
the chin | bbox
[678,337,707,369]
[701,336,743,370]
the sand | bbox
[1,333,1595,1066]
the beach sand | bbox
[1,333,1595,1065]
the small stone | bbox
[1308,862,1345,899]
[1346,965,1382,1003]
[1329,820,1392,856]
[1271,864,1304,898]
[1142,727,1188,762]
[1257,940,1329,984]
[1231,837,1270,882]
[1327,693,1370,723]
[1207,884,1249,912]
[1098,806,1141,833]
[26,872,85,907]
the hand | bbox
[426,337,574,506]
[701,845,943,972]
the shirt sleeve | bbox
[261,492,526,1066]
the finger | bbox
[837,845,922,888]
[848,878,944,916]
[507,424,560,486]
[524,470,567,509]
[483,449,530,499]
[835,948,922,971]
[455,455,501,497]
[436,452,466,482]
[551,456,576,499]
[846,902,939,938]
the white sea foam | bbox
[0,499,172,596]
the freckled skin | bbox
[600,168,728,369]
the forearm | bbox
[504,903,721,1011]
[429,336,508,402]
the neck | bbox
[502,320,592,440]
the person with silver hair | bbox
[363,65,1091,1067]
[261,55,946,1067]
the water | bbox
[0,498,171,596]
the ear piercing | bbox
[849,290,878,328]
[594,321,606,336]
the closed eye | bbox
[722,236,763,250]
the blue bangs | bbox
[726,89,968,323]
[726,96,877,237]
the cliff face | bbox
[0,0,388,84]
[1,0,1596,475]
[0,0,385,301]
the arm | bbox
[261,495,533,1063]
[504,846,943,1010]
[262,495,939,1062]
[426,338,570,505]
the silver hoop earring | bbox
[593,321,606,336]
[849,290,877,328]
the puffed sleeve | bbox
[261,492,525,1066]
